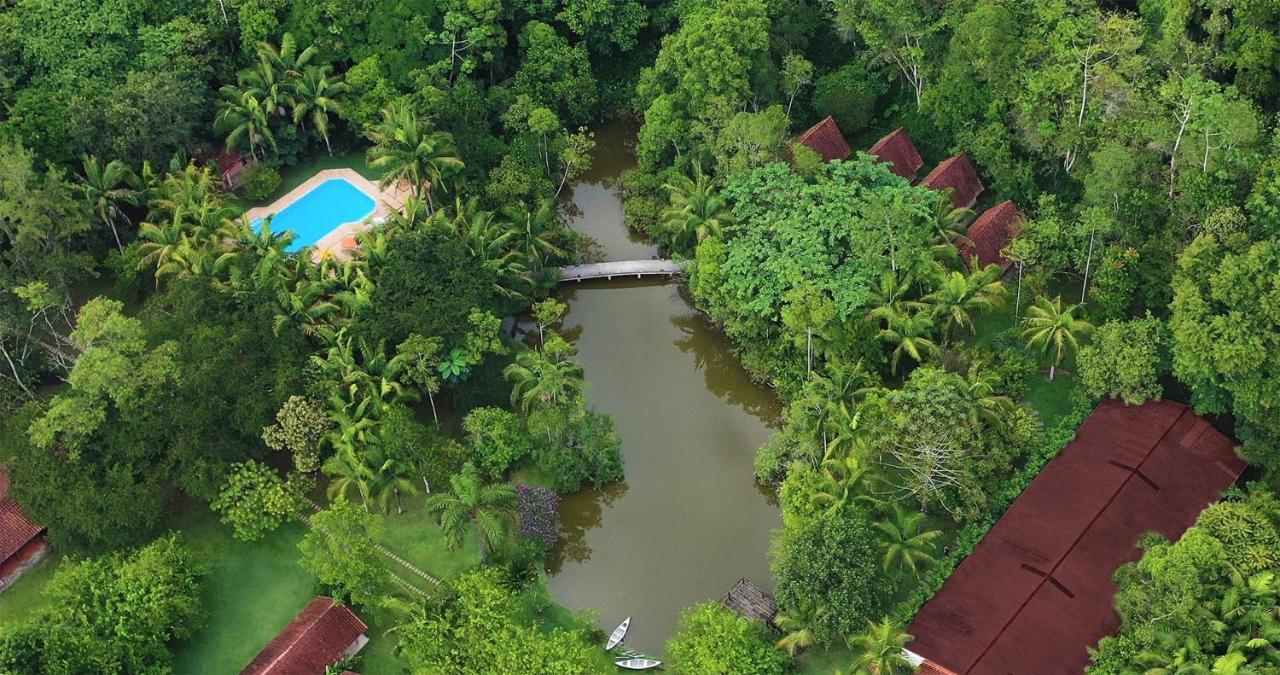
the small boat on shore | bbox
[605,617,631,650]
[616,658,662,670]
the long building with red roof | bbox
[957,200,1022,271]
[907,399,1246,674]
[921,154,984,209]
[243,596,369,675]
[868,127,924,179]
[0,467,47,592]
[793,115,852,162]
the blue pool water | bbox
[255,178,376,252]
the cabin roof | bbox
[242,596,367,675]
[957,201,1022,270]
[921,154,984,209]
[794,116,852,162]
[722,577,779,625]
[0,468,44,564]
[868,128,924,178]
[907,399,1245,675]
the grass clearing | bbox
[371,493,482,580]
[0,551,58,630]
[169,506,316,674]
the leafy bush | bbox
[811,62,886,136]
[1077,314,1166,405]
[772,505,886,643]
[465,406,535,478]
[0,534,204,673]
[239,164,281,201]
[666,602,788,675]
[211,460,306,541]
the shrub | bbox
[811,62,886,136]
[465,406,535,478]
[1077,314,1165,405]
[516,484,560,549]
[772,505,886,643]
[666,602,788,675]
[210,460,306,541]
[239,164,281,201]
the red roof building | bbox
[243,596,369,675]
[957,201,1022,271]
[907,399,1245,675]
[793,116,852,162]
[921,154,984,209]
[216,148,248,190]
[0,467,48,593]
[868,128,924,179]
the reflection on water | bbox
[547,120,782,657]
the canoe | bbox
[605,617,631,651]
[616,658,662,670]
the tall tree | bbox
[847,618,915,675]
[366,106,464,212]
[425,463,517,561]
[292,64,349,155]
[1020,295,1094,381]
[873,504,942,578]
[77,155,138,252]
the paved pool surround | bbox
[243,168,407,260]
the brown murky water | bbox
[547,119,782,657]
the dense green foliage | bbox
[211,460,306,541]
[1077,314,1167,405]
[0,535,204,673]
[396,567,601,673]
[1089,490,1280,673]
[666,601,789,674]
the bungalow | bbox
[956,200,1022,272]
[242,596,369,675]
[867,128,924,180]
[792,116,852,163]
[906,399,1245,674]
[920,154,984,209]
[0,467,48,593]
[217,148,248,190]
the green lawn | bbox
[230,149,381,210]
[796,643,854,673]
[170,506,317,674]
[0,552,59,630]
[371,493,481,581]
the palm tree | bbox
[78,155,138,251]
[365,443,420,515]
[274,278,340,339]
[774,599,829,656]
[502,199,567,274]
[256,33,317,82]
[873,504,943,578]
[923,262,1007,341]
[366,106,464,212]
[215,88,277,162]
[963,362,1017,432]
[425,463,517,561]
[878,310,940,375]
[292,64,349,155]
[865,271,926,327]
[503,343,585,413]
[848,618,915,675]
[1020,295,1094,381]
[810,455,881,515]
[322,446,375,511]
[660,164,733,251]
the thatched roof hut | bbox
[722,577,779,627]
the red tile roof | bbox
[868,128,924,179]
[0,468,44,564]
[957,201,1021,271]
[921,154,984,209]
[243,597,368,675]
[908,399,1245,675]
[794,116,852,162]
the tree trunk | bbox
[427,389,438,425]
[422,476,430,494]
[0,342,33,397]
[1013,262,1024,325]
[1048,363,1056,381]
[1081,226,1096,303]
[107,217,124,252]
[395,488,403,515]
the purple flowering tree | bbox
[516,484,560,549]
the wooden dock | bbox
[557,260,684,283]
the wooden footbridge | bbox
[557,259,684,283]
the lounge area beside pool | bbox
[243,168,407,259]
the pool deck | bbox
[243,168,409,260]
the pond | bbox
[546,119,783,656]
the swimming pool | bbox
[255,178,376,252]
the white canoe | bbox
[605,617,631,650]
[616,658,661,670]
